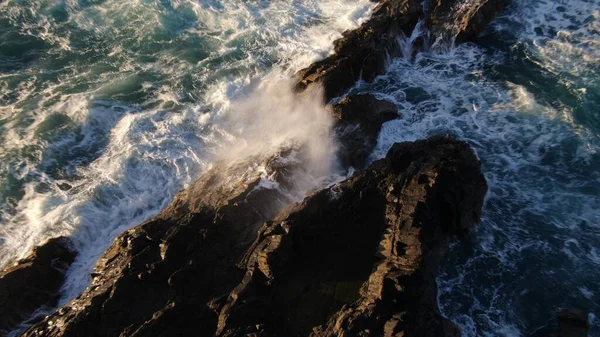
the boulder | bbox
[216,135,487,337]
[428,0,512,43]
[295,0,423,102]
[0,237,76,335]
[20,147,327,337]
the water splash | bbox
[0,0,375,301]
[397,19,429,61]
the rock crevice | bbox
[216,136,487,337]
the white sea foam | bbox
[361,0,600,336]
[0,0,375,304]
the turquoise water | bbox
[1,0,599,336]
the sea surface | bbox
[0,0,598,336]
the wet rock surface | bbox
[330,93,399,169]
[217,136,487,337]
[0,237,76,335]
[20,136,487,337]
[557,309,589,337]
[19,147,317,337]
[295,0,512,102]
[295,0,423,102]
[428,0,512,43]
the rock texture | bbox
[557,309,589,337]
[428,0,512,43]
[0,237,76,335]
[330,93,399,169]
[216,136,487,337]
[20,147,317,337]
[21,136,487,337]
[295,0,512,102]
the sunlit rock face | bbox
[19,136,486,337]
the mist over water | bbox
[217,74,335,177]
[0,0,372,302]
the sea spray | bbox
[57,73,341,303]
[217,73,336,183]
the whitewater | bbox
[0,0,599,336]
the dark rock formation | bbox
[428,0,512,43]
[21,136,487,337]
[19,147,326,337]
[216,135,487,337]
[557,309,589,337]
[330,93,399,169]
[0,237,76,335]
[295,0,423,102]
[295,0,512,102]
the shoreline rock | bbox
[330,93,399,169]
[0,237,76,336]
[19,147,330,337]
[428,0,512,43]
[217,136,487,337]
[295,0,423,102]
[295,0,512,102]
[20,136,487,337]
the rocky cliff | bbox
[20,136,487,337]
[296,0,511,101]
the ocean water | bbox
[0,0,373,302]
[360,0,600,336]
[0,0,599,336]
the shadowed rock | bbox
[215,135,487,337]
[19,147,327,337]
[329,93,399,169]
[557,309,589,337]
[295,0,423,102]
[20,136,486,337]
[428,0,512,43]
[0,237,76,335]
